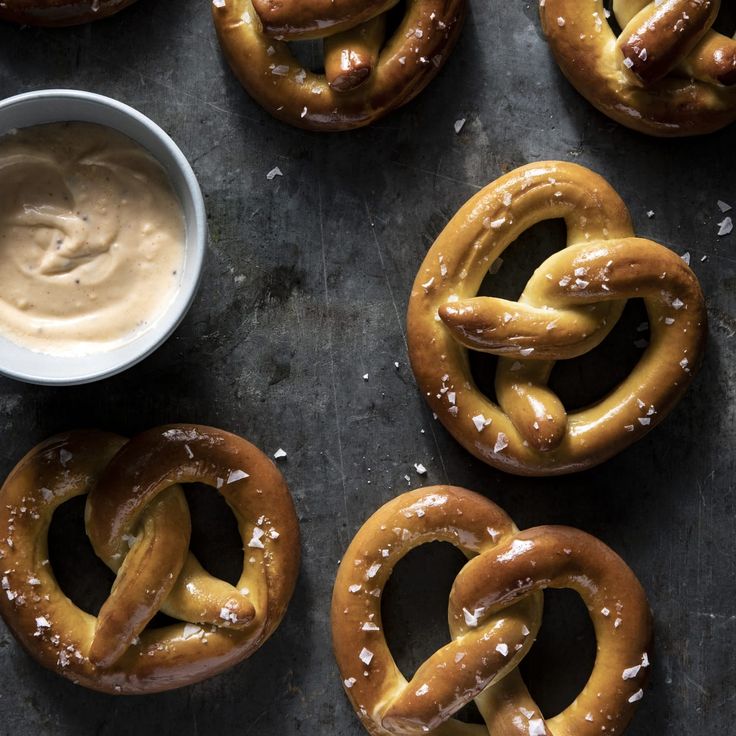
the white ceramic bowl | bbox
[0,89,207,385]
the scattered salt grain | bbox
[718,217,733,236]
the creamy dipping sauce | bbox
[0,122,185,356]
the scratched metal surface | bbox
[0,0,733,733]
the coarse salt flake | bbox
[472,414,491,432]
[227,469,249,484]
[359,647,374,665]
[463,607,483,627]
[528,719,545,736]
[248,527,266,549]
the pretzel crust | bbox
[0,425,300,693]
[0,0,137,26]
[332,487,652,735]
[539,0,736,136]
[212,0,466,131]
[407,161,707,476]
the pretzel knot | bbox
[407,161,706,476]
[540,0,736,136]
[212,0,466,131]
[0,425,300,694]
[332,487,653,736]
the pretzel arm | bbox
[439,298,615,359]
[618,0,719,83]
[251,0,396,39]
[88,489,191,668]
[679,29,736,85]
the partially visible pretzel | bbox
[407,161,706,476]
[0,0,137,26]
[332,487,653,735]
[0,424,300,693]
[539,0,736,136]
[212,0,466,131]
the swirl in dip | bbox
[0,122,185,356]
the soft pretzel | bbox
[332,487,652,735]
[539,0,736,136]
[0,0,137,25]
[211,0,466,131]
[407,161,706,476]
[0,424,300,693]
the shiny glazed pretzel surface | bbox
[212,0,466,131]
[407,161,707,476]
[0,424,300,693]
[0,0,137,26]
[540,0,736,136]
[332,487,652,736]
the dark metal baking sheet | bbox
[0,0,734,733]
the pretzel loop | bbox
[407,162,706,475]
[332,488,653,736]
[540,0,736,135]
[212,0,466,131]
[0,425,300,693]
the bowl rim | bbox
[0,89,207,386]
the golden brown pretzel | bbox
[407,161,707,476]
[0,0,137,26]
[539,0,736,136]
[0,424,300,693]
[212,0,466,131]
[332,487,653,735]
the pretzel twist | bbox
[212,0,466,131]
[332,487,652,736]
[0,0,137,25]
[407,161,706,476]
[0,425,300,693]
[540,0,736,136]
